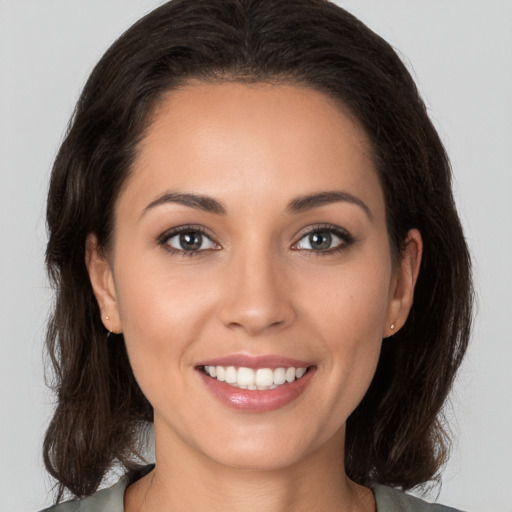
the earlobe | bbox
[85,234,122,334]
[384,229,423,338]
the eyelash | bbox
[292,224,355,255]
[158,225,219,258]
[157,223,355,257]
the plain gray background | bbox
[1,1,511,511]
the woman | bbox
[41,0,472,510]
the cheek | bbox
[114,251,211,337]
[112,265,208,418]
[111,252,230,405]
[307,257,392,342]
[111,256,203,378]
[304,259,391,400]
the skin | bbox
[87,82,422,512]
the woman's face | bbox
[88,82,420,471]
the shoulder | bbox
[372,484,466,512]
[39,476,128,512]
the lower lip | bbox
[198,368,315,412]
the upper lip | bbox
[196,353,314,370]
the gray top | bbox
[41,474,464,512]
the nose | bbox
[218,247,296,336]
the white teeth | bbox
[285,367,296,383]
[203,365,308,389]
[216,366,225,381]
[274,367,286,385]
[255,368,274,387]
[296,367,307,379]
[225,366,237,384]
[237,367,255,387]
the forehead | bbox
[121,81,383,217]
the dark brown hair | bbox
[44,0,472,501]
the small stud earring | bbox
[104,315,113,337]
[390,323,395,330]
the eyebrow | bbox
[142,192,227,216]
[287,191,372,219]
[142,190,371,219]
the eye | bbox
[293,226,353,252]
[160,227,219,253]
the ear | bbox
[383,228,423,338]
[85,234,122,334]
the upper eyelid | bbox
[291,224,355,251]
[156,223,353,248]
[157,224,217,244]
[293,223,352,240]
[157,226,221,257]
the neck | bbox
[125,424,374,512]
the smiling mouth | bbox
[201,365,309,390]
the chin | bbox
[195,421,338,473]
[207,445,308,472]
